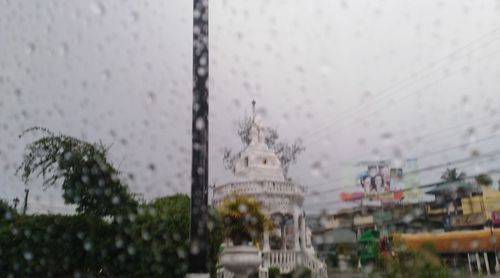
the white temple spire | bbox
[233,101,285,181]
[252,99,256,122]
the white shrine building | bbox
[213,102,327,277]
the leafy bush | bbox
[0,214,112,277]
[374,236,451,278]
[0,194,204,277]
[129,194,191,277]
[269,266,281,278]
[289,266,312,278]
[0,199,16,223]
[218,194,272,245]
[208,207,224,278]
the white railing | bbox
[214,180,305,203]
[261,250,327,278]
[217,249,327,277]
[262,250,299,273]
[302,252,328,278]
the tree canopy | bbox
[474,174,493,187]
[8,129,225,277]
[16,127,137,217]
[440,168,466,182]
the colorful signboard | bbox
[340,159,421,203]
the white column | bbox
[467,253,472,275]
[294,208,300,251]
[300,214,306,250]
[495,251,500,273]
[281,223,286,250]
[476,253,482,273]
[484,252,490,276]
[263,230,270,252]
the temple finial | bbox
[252,100,256,120]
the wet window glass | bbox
[1,0,500,277]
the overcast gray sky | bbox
[1,0,500,214]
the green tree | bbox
[0,199,16,223]
[374,236,450,278]
[16,127,137,217]
[0,194,211,278]
[440,168,466,182]
[127,194,223,277]
[129,193,191,277]
[474,174,493,187]
[223,116,305,178]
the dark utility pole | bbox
[13,197,20,210]
[22,189,29,215]
[188,0,209,273]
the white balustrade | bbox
[214,180,305,204]
[302,252,328,278]
[215,179,327,277]
[261,250,327,278]
[262,250,298,273]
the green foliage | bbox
[373,235,451,278]
[10,129,222,276]
[16,127,138,217]
[441,168,466,182]
[0,214,113,277]
[289,266,312,278]
[0,194,197,277]
[208,207,224,278]
[0,199,17,223]
[129,193,191,277]
[475,174,493,186]
[218,194,272,245]
[268,266,281,278]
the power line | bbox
[296,123,500,188]
[290,104,499,180]
[301,27,500,141]
[290,46,500,181]
[305,147,500,197]
[305,158,486,198]
[305,168,500,210]
[409,133,500,160]
[304,45,500,148]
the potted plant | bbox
[218,194,272,277]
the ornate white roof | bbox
[233,101,285,182]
